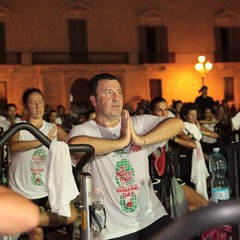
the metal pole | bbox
[201,75,205,86]
[80,173,92,240]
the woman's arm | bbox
[173,130,197,149]
[201,126,220,139]
[8,131,43,152]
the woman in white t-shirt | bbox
[8,88,77,240]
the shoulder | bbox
[131,114,163,134]
[43,121,55,129]
[68,120,95,137]
[131,114,159,124]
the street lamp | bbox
[195,55,213,86]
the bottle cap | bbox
[213,147,220,153]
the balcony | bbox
[0,52,21,65]
[32,52,130,64]
[139,52,176,64]
[214,51,240,63]
[0,51,176,65]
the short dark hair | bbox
[48,109,57,114]
[149,97,167,111]
[180,102,199,121]
[57,105,65,111]
[22,88,43,106]
[199,85,208,93]
[172,100,182,110]
[5,103,17,111]
[88,73,119,96]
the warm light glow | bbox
[195,63,204,72]
[198,55,206,63]
[195,55,213,86]
[205,61,213,71]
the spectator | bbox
[199,108,220,155]
[149,97,208,212]
[172,100,183,119]
[67,73,184,240]
[180,102,210,200]
[45,109,58,124]
[56,105,68,126]
[194,86,214,119]
[149,97,175,119]
[0,103,21,132]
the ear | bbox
[90,95,97,107]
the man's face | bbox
[26,92,45,120]
[152,101,168,117]
[58,107,65,116]
[90,79,123,120]
[6,106,17,119]
[202,88,208,95]
[186,109,198,123]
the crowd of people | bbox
[0,76,239,240]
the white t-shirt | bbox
[8,121,56,199]
[201,123,217,144]
[232,112,240,130]
[184,122,202,141]
[0,117,21,132]
[68,114,168,239]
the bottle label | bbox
[211,187,230,203]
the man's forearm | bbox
[143,118,184,146]
[68,136,128,155]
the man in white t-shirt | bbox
[68,73,184,240]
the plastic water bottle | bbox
[92,188,104,210]
[92,188,106,240]
[209,148,230,203]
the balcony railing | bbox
[0,51,175,65]
[214,51,240,63]
[139,52,176,64]
[0,52,21,64]
[32,52,130,64]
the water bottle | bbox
[209,148,230,203]
[92,188,106,240]
[92,188,104,210]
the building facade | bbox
[0,0,240,112]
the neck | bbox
[27,118,43,129]
[94,117,120,128]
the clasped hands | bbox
[119,109,146,148]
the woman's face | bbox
[204,108,212,119]
[186,109,198,123]
[152,101,169,117]
[175,102,183,114]
[26,92,45,120]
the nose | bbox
[112,92,119,101]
